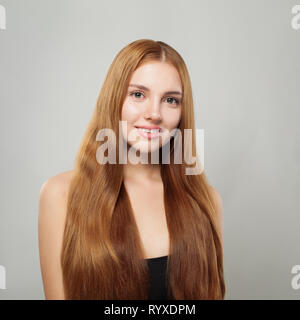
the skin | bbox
[121,61,183,258]
[38,62,223,299]
[121,61,183,184]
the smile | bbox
[135,127,162,139]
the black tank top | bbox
[145,255,170,300]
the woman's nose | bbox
[144,99,162,121]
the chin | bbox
[128,141,161,155]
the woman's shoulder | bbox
[40,170,74,199]
[38,170,74,300]
[208,185,222,211]
[207,185,223,242]
[39,170,74,218]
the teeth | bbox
[138,128,160,133]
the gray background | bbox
[0,0,299,299]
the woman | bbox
[38,39,225,300]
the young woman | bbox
[38,39,225,300]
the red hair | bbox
[61,39,225,299]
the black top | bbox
[145,255,170,300]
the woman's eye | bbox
[166,97,179,105]
[129,91,180,105]
[129,91,144,99]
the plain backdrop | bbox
[0,0,299,299]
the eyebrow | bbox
[128,84,183,96]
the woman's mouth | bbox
[135,126,162,139]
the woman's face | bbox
[121,61,182,155]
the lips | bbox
[134,125,162,131]
[135,126,162,139]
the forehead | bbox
[129,62,182,92]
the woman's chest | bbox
[124,181,170,258]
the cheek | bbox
[121,100,141,122]
[162,108,182,129]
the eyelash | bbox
[129,91,180,105]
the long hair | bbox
[61,39,226,299]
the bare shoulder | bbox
[38,170,74,232]
[38,170,74,300]
[39,170,74,206]
[208,185,223,212]
[208,185,223,242]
